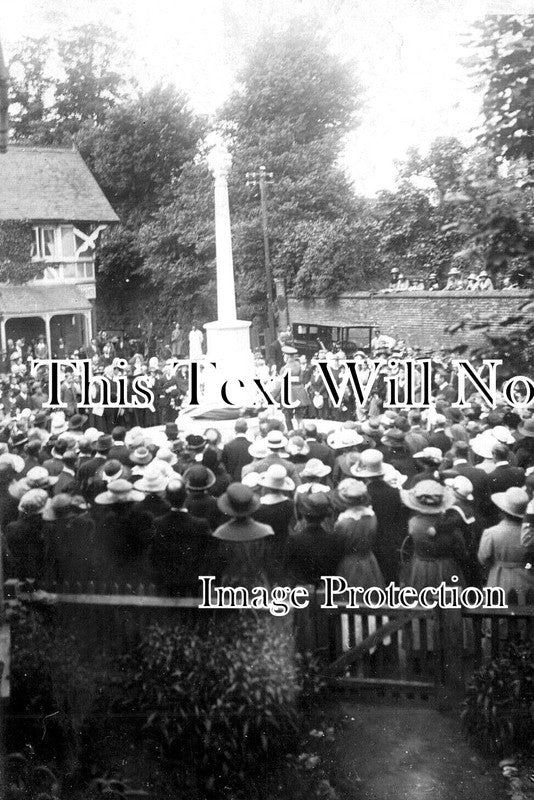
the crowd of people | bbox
[1,330,534,605]
[383,266,519,292]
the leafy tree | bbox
[464,16,534,166]
[8,37,56,143]
[137,24,365,327]
[78,84,205,216]
[54,23,128,136]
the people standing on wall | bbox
[477,270,494,290]
[466,273,478,291]
[387,267,400,291]
[444,267,464,290]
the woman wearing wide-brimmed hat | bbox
[135,464,170,518]
[514,417,534,470]
[213,483,275,587]
[253,465,295,561]
[4,488,49,580]
[334,479,385,590]
[478,487,534,602]
[42,494,96,585]
[94,479,153,585]
[444,475,483,587]
[183,465,222,531]
[400,479,468,591]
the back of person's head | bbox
[266,418,285,433]
[62,450,78,469]
[453,441,469,460]
[166,479,186,508]
[78,437,92,455]
[492,443,509,463]
[502,411,520,431]
[303,422,318,438]
[394,416,410,433]
[235,418,248,434]
[112,426,126,442]
[202,446,219,471]
[408,411,422,426]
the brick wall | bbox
[287,291,531,350]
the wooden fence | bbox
[4,580,534,705]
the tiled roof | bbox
[0,145,119,222]
[0,284,92,315]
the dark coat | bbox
[488,464,526,494]
[53,470,78,496]
[221,435,253,482]
[95,504,154,586]
[5,514,46,580]
[305,438,336,469]
[107,443,131,466]
[366,478,408,584]
[44,512,96,585]
[150,509,211,595]
[185,492,224,532]
[284,522,345,586]
[513,437,534,471]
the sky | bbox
[0,0,532,195]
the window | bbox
[60,226,75,258]
[32,226,57,260]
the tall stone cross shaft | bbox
[207,137,237,322]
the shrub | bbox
[462,642,534,754]
[115,614,312,795]
[8,605,102,767]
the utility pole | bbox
[245,166,276,345]
[0,41,8,153]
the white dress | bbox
[188,329,204,359]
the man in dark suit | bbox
[221,418,253,481]
[488,444,525,494]
[108,427,130,465]
[446,441,492,521]
[78,434,112,496]
[302,422,335,469]
[353,449,408,584]
[53,450,79,496]
[427,415,453,454]
[150,480,211,595]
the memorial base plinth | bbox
[198,319,255,407]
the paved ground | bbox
[329,701,504,800]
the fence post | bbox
[436,606,464,709]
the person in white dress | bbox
[188,324,204,360]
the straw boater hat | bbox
[257,464,295,492]
[491,487,529,519]
[94,479,144,505]
[217,483,260,518]
[301,458,331,479]
[400,480,454,515]
[9,431,29,448]
[18,488,49,516]
[281,345,298,355]
[326,428,363,451]
[184,465,216,491]
[248,439,271,459]
[266,430,288,451]
[517,418,534,438]
[135,465,169,494]
[351,449,385,478]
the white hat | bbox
[258,464,295,492]
[445,475,474,501]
